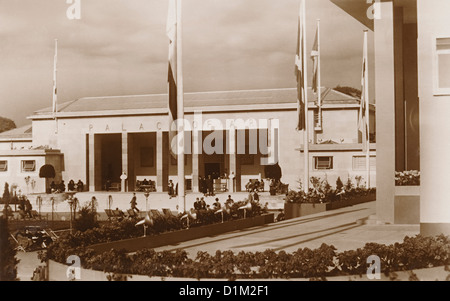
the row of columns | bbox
[88,130,239,193]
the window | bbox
[22,160,36,172]
[0,161,7,172]
[434,37,450,95]
[353,156,376,171]
[314,156,333,170]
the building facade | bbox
[331,0,450,236]
[0,87,375,196]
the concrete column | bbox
[417,0,450,236]
[375,1,396,224]
[156,130,163,192]
[88,133,95,192]
[228,128,236,193]
[121,132,128,192]
[192,130,199,192]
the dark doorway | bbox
[204,163,220,179]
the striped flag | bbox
[358,31,369,152]
[311,27,319,94]
[167,0,177,156]
[295,2,307,131]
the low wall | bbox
[89,213,275,254]
[285,193,376,220]
[394,186,420,224]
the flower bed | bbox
[284,176,376,219]
[40,235,449,280]
[395,170,420,186]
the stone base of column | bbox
[420,223,450,237]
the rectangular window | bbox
[21,160,36,172]
[314,156,333,170]
[434,37,450,95]
[0,160,7,172]
[352,156,376,171]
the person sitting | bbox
[59,180,66,192]
[50,181,57,193]
[194,198,202,211]
[76,180,84,192]
[225,195,234,205]
[276,209,285,222]
[136,180,142,191]
[142,178,149,186]
[212,198,221,211]
[68,180,76,191]
[200,197,207,210]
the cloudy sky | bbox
[0,0,374,127]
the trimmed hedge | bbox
[41,234,450,280]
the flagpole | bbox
[53,39,58,134]
[317,19,322,130]
[302,0,309,193]
[176,0,185,212]
[363,30,370,189]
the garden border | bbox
[89,213,274,254]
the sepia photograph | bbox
[0,0,449,293]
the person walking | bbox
[130,193,140,213]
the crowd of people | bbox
[50,179,84,193]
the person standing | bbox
[168,180,174,198]
[120,172,128,192]
[229,172,235,193]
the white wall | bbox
[417,0,450,234]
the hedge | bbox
[40,234,450,280]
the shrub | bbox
[285,176,375,204]
[46,234,449,280]
[73,205,99,232]
[0,216,19,281]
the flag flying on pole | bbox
[295,5,306,131]
[167,0,177,157]
[358,32,369,152]
[311,27,319,94]
[52,39,58,114]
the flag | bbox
[295,4,306,131]
[167,0,178,157]
[358,32,369,152]
[311,27,319,94]
[52,39,58,114]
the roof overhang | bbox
[330,0,375,30]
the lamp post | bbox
[144,190,150,212]
[67,198,74,235]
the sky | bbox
[0,0,374,127]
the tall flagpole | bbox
[53,39,58,134]
[317,19,322,129]
[302,0,309,193]
[176,0,185,212]
[363,30,370,189]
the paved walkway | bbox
[152,201,419,256]
[15,201,420,280]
